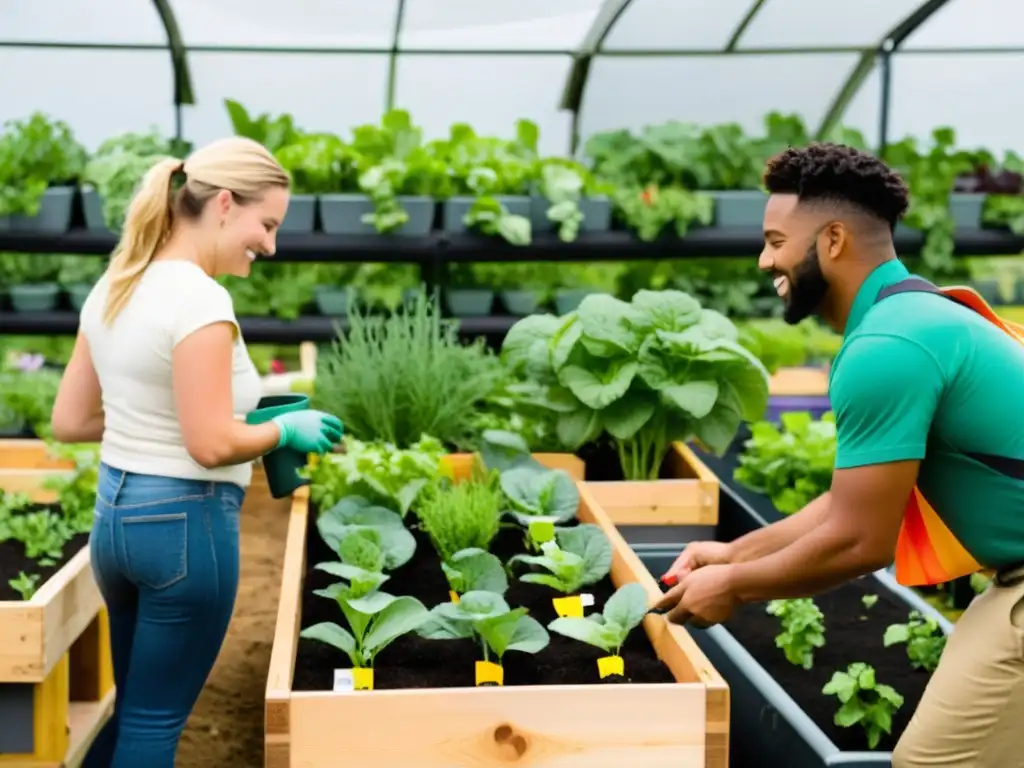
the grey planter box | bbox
[442,195,530,234]
[81,185,114,233]
[320,194,434,236]
[279,194,317,234]
[0,216,9,231]
[554,288,596,315]
[314,285,354,316]
[948,193,985,229]
[10,283,61,312]
[9,187,74,233]
[711,190,767,228]
[446,289,494,316]
[501,289,541,316]
[66,283,94,312]
[971,278,1002,306]
[634,440,955,768]
[528,194,612,234]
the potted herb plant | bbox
[1,253,64,312]
[319,111,439,237]
[529,160,612,240]
[58,255,107,312]
[0,112,86,234]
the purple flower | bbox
[15,353,45,372]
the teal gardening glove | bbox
[271,410,343,455]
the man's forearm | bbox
[728,492,831,563]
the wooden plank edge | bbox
[0,439,76,470]
[64,687,117,768]
[265,486,310,767]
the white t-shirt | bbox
[80,260,263,488]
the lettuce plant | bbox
[317,496,416,571]
[501,290,770,480]
[508,524,612,594]
[441,548,508,596]
[417,591,549,665]
[822,663,904,749]
[548,582,649,655]
[301,561,430,668]
[883,610,946,672]
[766,598,826,670]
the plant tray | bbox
[265,483,730,767]
[0,441,113,767]
[768,366,829,397]
[584,442,719,527]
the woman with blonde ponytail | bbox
[50,137,343,768]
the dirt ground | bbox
[176,474,290,768]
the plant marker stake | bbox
[475,661,503,686]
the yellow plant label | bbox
[597,655,625,678]
[475,661,504,686]
[528,519,555,544]
[353,668,374,690]
[552,595,584,618]
[449,590,460,603]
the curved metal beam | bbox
[150,0,194,144]
[725,0,769,52]
[385,0,409,111]
[559,0,636,153]
[815,0,951,141]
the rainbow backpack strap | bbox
[873,278,1023,586]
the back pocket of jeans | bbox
[121,512,188,590]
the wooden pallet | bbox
[265,482,729,767]
[0,441,113,767]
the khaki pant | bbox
[893,575,1024,767]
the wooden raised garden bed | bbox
[583,442,719,528]
[265,462,730,767]
[768,366,829,397]
[0,440,113,767]
[682,439,953,767]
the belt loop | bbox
[109,468,128,506]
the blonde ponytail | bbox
[101,137,288,325]
[102,157,182,324]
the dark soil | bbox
[0,503,89,600]
[577,439,681,482]
[293,502,676,690]
[722,575,932,752]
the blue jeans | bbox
[83,463,245,768]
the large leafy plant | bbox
[501,290,770,479]
[734,411,836,514]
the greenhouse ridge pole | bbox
[150,0,194,142]
[561,0,636,155]
[815,0,951,146]
[385,0,409,112]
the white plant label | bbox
[332,669,355,693]
[580,593,595,607]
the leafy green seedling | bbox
[766,598,825,670]
[8,571,40,601]
[822,662,903,749]
[317,496,416,570]
[300,561,429,668]
[500,464,579,549]
[861,594,878,609]
[417,590,549,665]
[548,582,649,656]
[508,523,612,594]
[442,548,508,596]
[883,610,946,672]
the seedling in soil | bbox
[415,472,503,561]
[301,561,430,668]
[507,523,612,594]
[441,548,508,597]
[499,464,579,551]
[883,610,946,672]
[316,495,416,571]
[766,598,825,670]
[822,662,903,749]
[417,590,550,666]
[8,571,40,601]
[548,582,649,665]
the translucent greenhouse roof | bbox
[3,0,1022,157]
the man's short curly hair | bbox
[763,143,910,230]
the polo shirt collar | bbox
[843,258,910,337]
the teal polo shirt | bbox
[829,258,1024,568]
